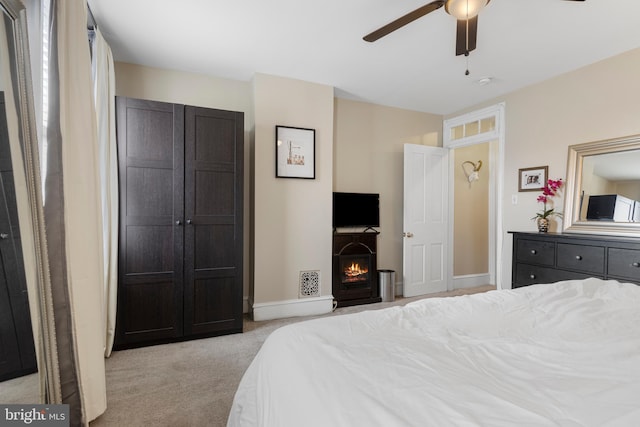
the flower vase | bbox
[537,217,549,233]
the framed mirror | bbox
[563,134,640,237]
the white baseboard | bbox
[453,273,491,289]
[252,295,335,321]
[395,282,403,296]
[378,276,488,295]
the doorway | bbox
[444,103,505,290]
[452,142,493,287]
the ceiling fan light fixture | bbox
[445,0,489,20]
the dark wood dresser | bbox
[509,232,640,288]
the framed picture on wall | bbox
[275,125,315,179]
[518,166,548,192]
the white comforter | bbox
[228,279,640,426]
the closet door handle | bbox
[632,262,640,268]
[175,220,182,225]
[0,233,8,239]
[186,219,192,225]
[575,255,582,260]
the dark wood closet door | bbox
[183,106,243,336]
[0,257,22,380]
[0,93,36,380]
[115,97,185,348]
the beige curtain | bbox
[1,4,48,400]
[24,0,108,422]
[25,0,63,405]
[90,26,118,358]
[55,0,107,423]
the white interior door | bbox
[403,144,449,297]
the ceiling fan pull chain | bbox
[464,13,470,75]
[465,52,470,76]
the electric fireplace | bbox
[332,232,380,307]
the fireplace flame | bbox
[344,262,368,278]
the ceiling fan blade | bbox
[455,16,478,56]
[363,1,445,42]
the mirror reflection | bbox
[564,134,640,237]
[579,150,640,222]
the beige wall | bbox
[449,47,640,288]
[333,98,442,285]
[252,73,334,304]
[114,62,254,303]
[453,143,489,276]
[115,62,252,113]
[615,182,640,201]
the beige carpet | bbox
[0,371,38,404]
[2,285,494,426]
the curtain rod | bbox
[87,4,97,31]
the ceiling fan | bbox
[363,0,585,57]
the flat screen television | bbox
[333,192,380,228]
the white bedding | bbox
[228,279,640,426]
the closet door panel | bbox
[192,276,236,325]
[124,225,174,273]
[184,107,243,336]
[126,167,174,216]
[115,97,185,348]
[194,225,235,268]
[195,170,234,215]
[0,257,22,380]
[125,108,174,161]
[121,279,176,339]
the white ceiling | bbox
[87,0,640,115]
[587,151,640,182]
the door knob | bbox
[0,233,8,239]
[403,232,414,238]
[175,220,182,225]
[186,219,192,225]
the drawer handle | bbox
[575,255,582,260]
[529,274,536,279]
[632,262,640,268]
[530,249,537,255]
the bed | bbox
[228,278,640,426]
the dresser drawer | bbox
[514,263,597,287]
[557,243,605,274]
[515,239,555,266]
[607,248,640,282]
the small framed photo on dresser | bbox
[518,166,548,192]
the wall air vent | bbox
[299,271,320,298]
